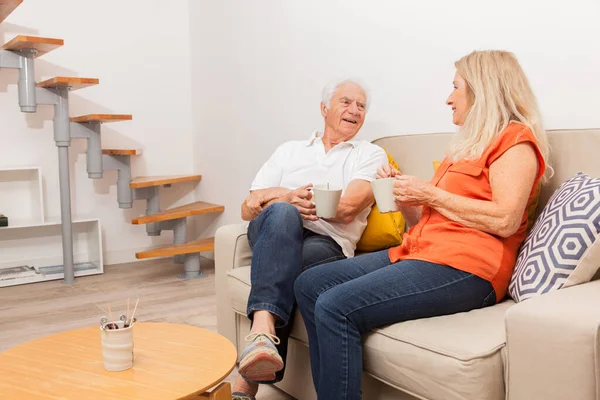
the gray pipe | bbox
[53,88,75,283]
[86,124,103,178]
[57,146,75,283]
[18,50,37,113]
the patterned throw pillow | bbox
[509,173,600,302]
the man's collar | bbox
[306,131,358,147]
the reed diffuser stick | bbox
[129,298,140,325]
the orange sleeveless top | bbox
[389,123,546,301]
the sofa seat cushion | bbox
[226,266,513,400]
[363,302,513,400]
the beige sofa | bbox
[216,129,600,400]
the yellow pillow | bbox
[356,151,406,252]
[433,160,442,172]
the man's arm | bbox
[242,142,290,221]
[324,145,388,224]
[241,185,317,222]
[325,180,374,224]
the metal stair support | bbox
[0,37,76,283]
[1,36,65,112]
[132,186,161,236]
[0,47,36,112]
[148,217,201,279]
[71,120,136,209]
[36,87,75,283]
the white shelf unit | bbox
[0,219,103,287]
[0,167,104,287]
[0,167,44,225]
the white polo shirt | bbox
[250,131,387,257]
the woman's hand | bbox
[393,175,435,206]
[376,163,402,179]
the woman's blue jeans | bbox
[294,250,496,400]
[246,202,346,383]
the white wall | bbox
[4,1,599,264]
[189,0,600,233]
[1,0,196,264]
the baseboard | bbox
[103,249,214,265]
[103,249,151,265]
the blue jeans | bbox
[294,250,496,400]
[247,202,346,383]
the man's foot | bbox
[238,332,284,382]
[232,393,256,400]
[232,376,258,400]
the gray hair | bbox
[321,78,371,111]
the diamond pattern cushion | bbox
[509,173,600,302]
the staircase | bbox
[0,1,223,282]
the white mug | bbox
[371,178,399,213]
[312,184,342,218]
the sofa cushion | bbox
[227,265,512,400]
[509,172,600,302]
[363,302,512,400]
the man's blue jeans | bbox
[294,250,497,400]
[246,202,346,383]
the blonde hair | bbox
[449,50,551,181]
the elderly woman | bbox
[294,50,550,400]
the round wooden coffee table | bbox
[0,322,237,399]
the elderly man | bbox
[233,79,386,400]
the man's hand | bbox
[245,191,264,216]
[284,184,318,221]
[242,187,290,221]
[376,163,402,179]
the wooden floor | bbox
[0,258,292,400]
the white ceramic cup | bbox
[100,320,135,372]
[371,178,399,213]
[312,184,342,218]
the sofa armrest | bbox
[215,222,251,345]
[505,280,600,400]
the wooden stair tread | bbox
[135,238,215,259]
[0,0,22,24]
[130,175,202,189]
[71,114,132,123]
[132,201,224,225]
[37,77,99,91]
[1,35,64,58]
[102,149,141,156]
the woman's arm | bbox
[396,143,539,237]
[397,205,422,228]
[377,163,422,227]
